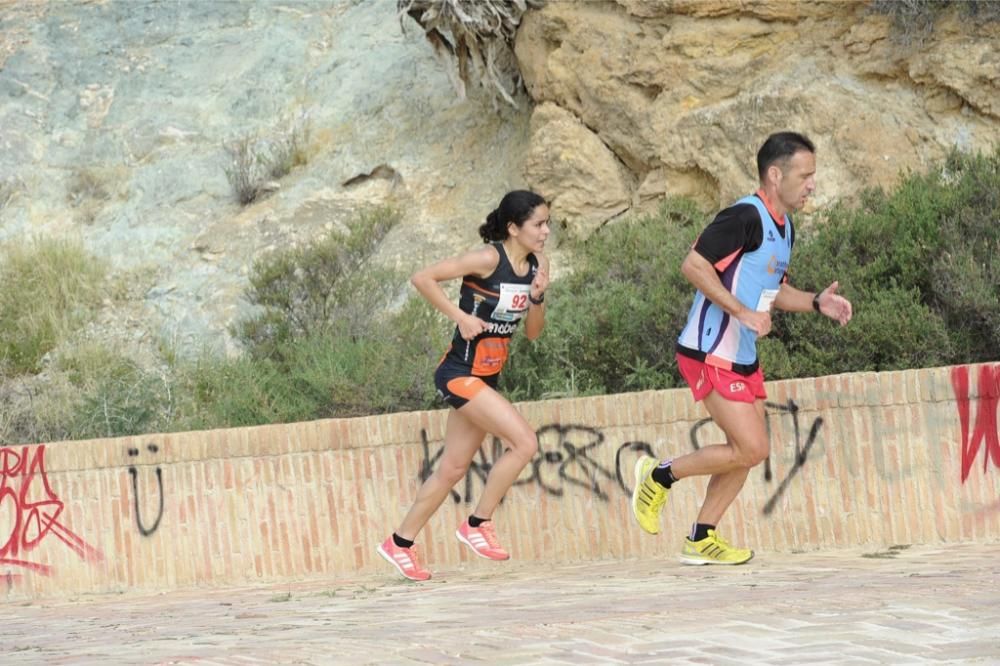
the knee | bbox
[510,429,539,462]
[732,440,769,468]
[434,460,470,486]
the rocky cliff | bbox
[1,0,998,365]
[0,0,531,356]
[517,0,1000,237]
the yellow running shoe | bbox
[680,529,754,565]
[631,456,669,535]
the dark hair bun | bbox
[478,190,545,243]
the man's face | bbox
[775,149,816,212]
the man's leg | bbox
[669,392,769,481]
[695,398,767,526]
[631,389,767,536]
[632,358,769,541]
[674,393,766,564]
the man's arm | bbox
[775,280,853,325]
[681,250,772,337]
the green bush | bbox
[0,238,106,374]
[508,147,1000,395]
[772,147,1000,378]
[9,149,996,441]
[178,297,443,428]
[57,344,165,439]
[237,206,402,357]
[173,205,445,428]
[502,198,703,400]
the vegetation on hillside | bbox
[0,238,106,375]
[1,148,998,445]
[870,0,1000,43]
[224,113,311,205]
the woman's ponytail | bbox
[478,208,506,242]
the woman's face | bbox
[510,204,550,252]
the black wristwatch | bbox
[529,292,545,305]
[812,292,822,313]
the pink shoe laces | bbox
[478,522,503,549]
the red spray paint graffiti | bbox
[0,444,104,576]
[951,365,1000,483]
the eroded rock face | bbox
[0,0,532,353]
[523,103,631,239]
[516,0,1000,234]
[1,0,996,368]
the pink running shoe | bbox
[456,520,510,561]
[377,536,431,581]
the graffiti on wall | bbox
[127,443,164,536]
[0,444,104,577]
[419,426,654,504]
[689,399,824,515]
[417,398,823,515]
[951,364,1000,483]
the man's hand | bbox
[737,309,772,337]
[817,281,852,326]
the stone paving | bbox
[3,542,998,665]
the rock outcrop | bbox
[0,0,531,354]
[1,0,998,366]
[516,0,1000,232]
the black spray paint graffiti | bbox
[127,443,164,537]
[417,399,823,516]
[688,398,824,515]
[418,426,654,504]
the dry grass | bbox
[0,237,106,375]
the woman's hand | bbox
[531,253,549,301]
[457,313,490,341]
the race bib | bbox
[756,288,779,313]
[493,283,531,321]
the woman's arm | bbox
[410,246,500,341]
[523,252,549,340]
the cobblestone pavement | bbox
[3,543,998,665]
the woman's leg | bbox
[395,408,487,540]
[454,386,539,519]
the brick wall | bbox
[2,363,998,599]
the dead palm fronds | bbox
[398,0,545,109]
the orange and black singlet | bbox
[441,242,538,377]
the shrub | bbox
[57,344,166,439]
[223,115,311,205]
[764,147,1000,377]
[171,204,445,427]
[177,294,443,428]
[13,150,996,438]
[266,117,311,180]
[506,147,1000,397]
[236,206,402,357]
[0,238,106,374]
[223,136,268,205]
[502,198,704,400]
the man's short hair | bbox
[756,132,816,180]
